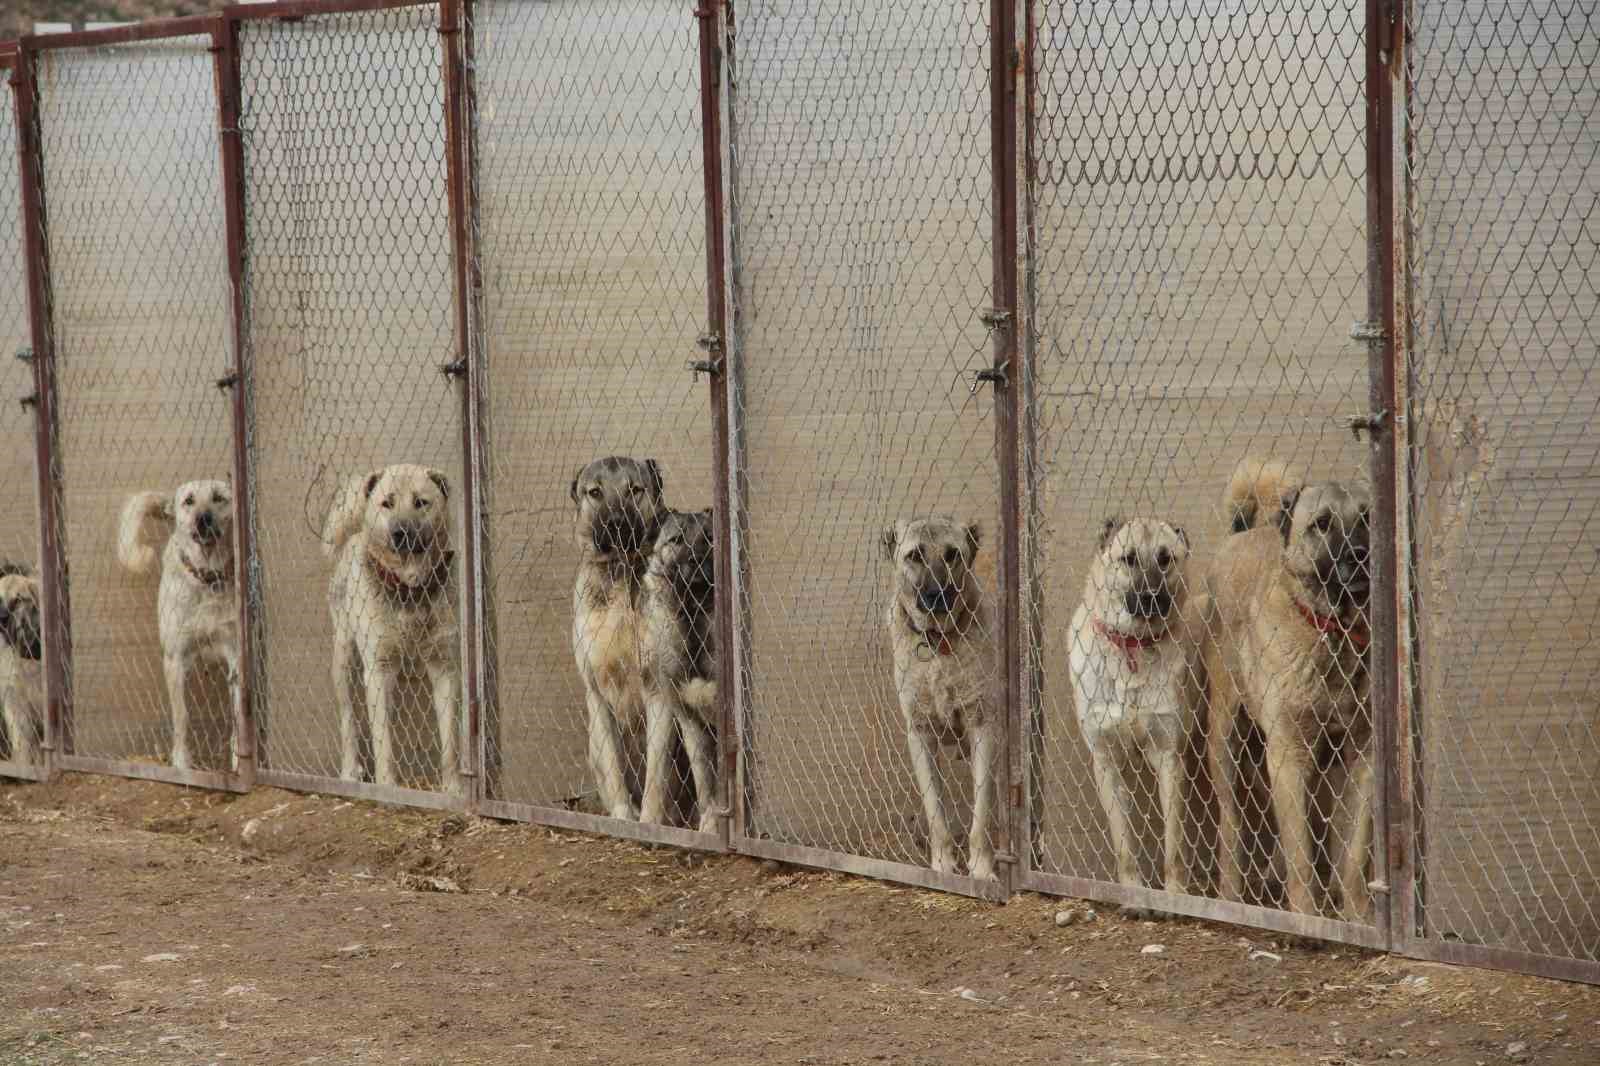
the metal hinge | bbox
[19,393,37,410]
[1349,321,1388,342]
[1341,409,1389,440]
[438,359,467,381]
[687,359,721,380]
[215,372,239,391]
[979,308,1012,330]
[15,346,33,363]
[970,363,1009,395]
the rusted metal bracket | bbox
[215,372,240,390]
[1350,320,1388,342]
[438,358,467,381]
[1342,409,1389,440]
[970,363,1009,395]
[15,346,33,362]
[979,308,1011,330]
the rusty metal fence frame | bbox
[1,0,1596,989]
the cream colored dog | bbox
[883,517,997,881]
[1202,468,1374,920]
[0,564,44,766]
[1068,517,1202,896]
[118,480,239,770]
[323,464,460,792]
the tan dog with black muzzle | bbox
[883,516,997,881]
[0,563,44,766]
[572,456,667,822]
[1202,472,1374,921]
[324,464,459,792]
[118,480,239,771]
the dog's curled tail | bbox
[117,491,173,576]
[1224,457,1304,534]
[679,678,716,715]
[321,474,371,559]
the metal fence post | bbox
[1364,0,1405,952]
[440,0,485,810]
[696,0,736,849]
[12,40,73,774]
[211,15,258,791]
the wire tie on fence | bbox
[19,393,37,411]
[978,308,1011,330]
[14,345,32,362]
[216,372,239,391]
[438,358,468,381]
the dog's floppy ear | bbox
[1098,516,1124,551]
[880,521,903,562]
[1174,525,1190,550]
[426,469,450,500]
[1274,488,1300,543]
[569,467,583,506]
[363,472,382,499]
[963,522,982,563]
[643,459,665,499]
[1229,503,1254,533]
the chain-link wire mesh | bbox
[468,0,715,833]
[727,1,1004,887]
[1024,0,1379,928]
[1404,0,1600,968]
[237,5,467,798]
[33,38,237,777]
[0,55,46,777]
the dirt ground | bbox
[2,776,1597,1065]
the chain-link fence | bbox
[1402,0,1600,980]
[1019,0,1383,944]
[3,0,1597,988]
[32,29,240,788]
[725,0,1008,895]
[468,0,718,842]
[0,46,46,780]
[237,3,468,807]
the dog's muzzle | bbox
[917,584,959,615]
[0,604,42,661]
[594,517,645,555]
[389,523,433,557]
[193,511,222,544]
[1321,545,1371,607]
[1125,588,1173,619]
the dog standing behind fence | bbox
[1068,516,1204,899]
[639,507,718,831]
[117,481,240,771]
[882,516,998,881]
[0,562,44,765]
[324,464,460,793]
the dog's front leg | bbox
[3,690,39,766]
[585,687,638,821]
[164,652,191,770]
[1151,741,1188,895]
[222,640,243,774]
[428,659,461,795]
[906,721,957,875]
[1090,742,1139,889]
[1262,716,1318,916]
[333,636,361,781]
[365,660,397,788]
[968,717,999,882]
[1336,740,1376,924]
[639,690,677,826]
[1209,694,1245,902]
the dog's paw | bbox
[969,857,999,882]
[697,812,720,835]
[610,803,640,822]
[170,748,192,771]
[930,849,959,876]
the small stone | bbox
[240,818,262,845]
[1388,1051,1408,1059]
[336,943,367,957]
[1248,950,1282,962]
[1054,909,1075,927]
[1140,943,1166,955]
[141,953,181,963]
[1506,1043,1528,1059]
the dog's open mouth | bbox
[1125,588,1174,619]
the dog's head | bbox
[651,508,714,601]
[1089,517,1190,632]
[359,464,452,581]
[571,456,666,562]
[0,572,43,662]
[881,517,983,634]
[175,479,233,560]
[1277,481,1371,614]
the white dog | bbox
[0,564,44,766]
[323,464,460,793]
[118,480,240,771]
[1068,517,1201,896]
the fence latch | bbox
[970,363,1009,395]
[687,358,721,380]
[1349,321,1388,342]
[438,358,467,382]
[979,308,1011,330]
[1341,409,1388,441]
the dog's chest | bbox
[897,648,989,733]
[577,584,645,716]
[1072,634,1187,742]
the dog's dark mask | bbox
[0,598,43,662]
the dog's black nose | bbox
[195,511,219,540]
[918,586,956,613]
[390,526,426,555]
[1126,590,1171,618]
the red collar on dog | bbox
[181,556,232,591]
[902,605,957,658]
[371,552,453,605]
[1296,600,1370,651]
[1092,618,1163,674]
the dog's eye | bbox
[907,547,926,566]
[1155,548,1171,569]
[1314,512,1333,532]
[382,495,395,510]
[183,495,195,507]
[413,495,428,509]
[212,493,226,504]
[943,547,960,565]
[1122,551,1138,568]
[587,487,603,500]
[629,484,645,496]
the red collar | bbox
[902,606,958,658]
[1092,617,1164,673]
[181,556,232,591]
[1296,599,1369,651]
[371,552,453,605]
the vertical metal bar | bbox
[12,40,72,769]
[989,0,1022,888]
[1364,0,1402,950]
[696,0,735,847]
[439,0,483,809]
[211,15,257,790]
